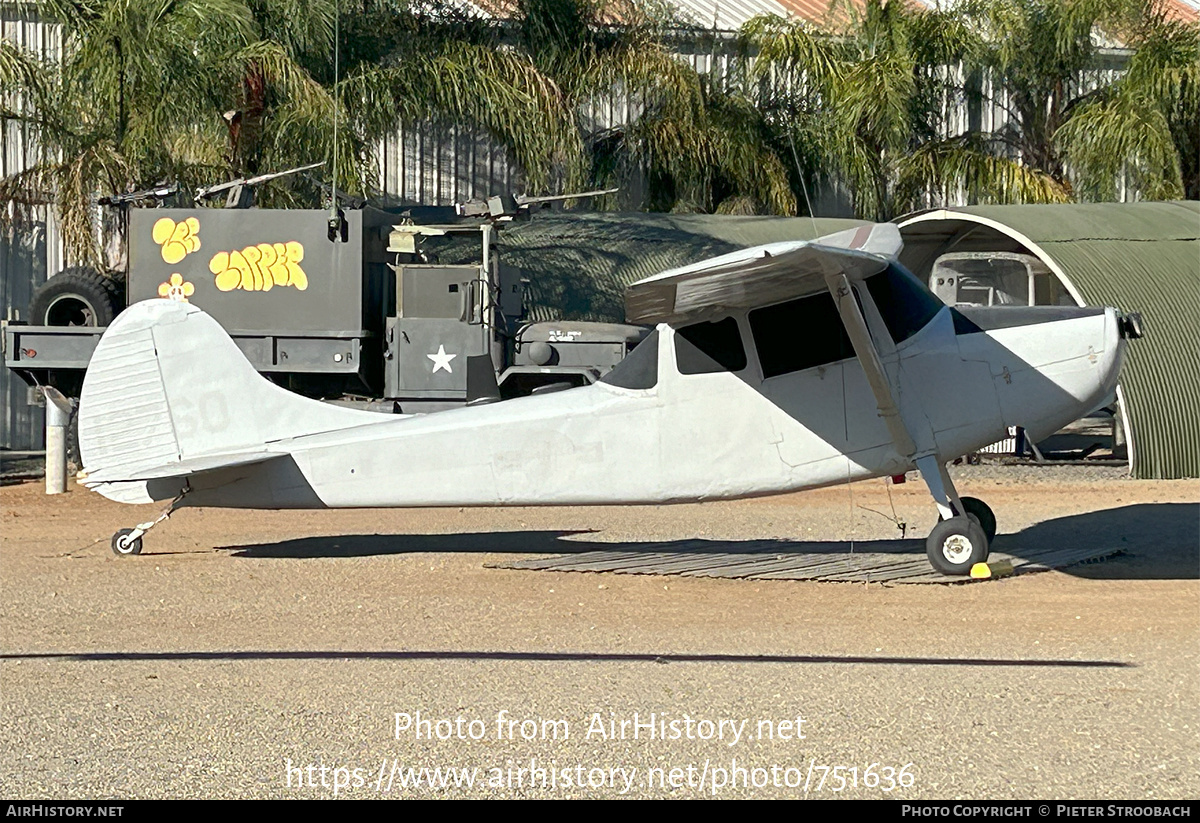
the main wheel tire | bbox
[111,528,143,557]
[959,496,996,543]
[926,516,989,576]
[30,267,123,327]
[937,497,998,543]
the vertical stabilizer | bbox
[78,300,386,489]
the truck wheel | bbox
[29,267,122,327]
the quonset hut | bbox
[897,202,1200,480]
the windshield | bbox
[863,263,944,344]
[599,329,659,389]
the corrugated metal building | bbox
[897,201,1200,480]
[1,0,63,453]
[375,122,523,207]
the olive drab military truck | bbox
[4,186,646,450]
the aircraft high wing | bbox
[78,223,1139,575]
[624,223,902,324]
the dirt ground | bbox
[1,465,1197,799]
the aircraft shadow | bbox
[223,502,1198,581]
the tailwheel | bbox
[107,488,188,558]
[111,528,143,557]
[926,516,989,576]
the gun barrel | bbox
[241,161,326,188]
[195,161,325,201]
[98,184,179,206]
[514,188,618,206]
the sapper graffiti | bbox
[152,214,309,294]
[209,241,309,292]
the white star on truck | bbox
[427,345,456,374]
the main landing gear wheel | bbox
[938,496,997,543]
[111,528,143,557]
[959,496,996,543]
[926,516,989,576]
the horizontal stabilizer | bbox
[82,450,284,485]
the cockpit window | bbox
[863,263,944,344]
[749,292,854,379]
[599,329,659,389]
[675,317,747,374]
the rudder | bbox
[78,300,385,487]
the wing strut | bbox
[822,271,916,459]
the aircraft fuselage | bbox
[179,300,1124,510]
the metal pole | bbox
[43,387,72,495]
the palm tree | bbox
[341,0,797,213]
[1054,5,1198,200]
[521,0,795,213]
[336,1,585,198]
[610,76,796,214]
[2,0,256,264]
[743,0,1069,221]
[958,0,1192,201]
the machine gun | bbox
[97,183,180,207]
[194,161,326,208]
[454,188,619,219]
[389,187,620,227]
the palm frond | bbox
[346,43,583,194]
[1056,93,1182,201]
[622,83,795,215]
[247,0,335,58]
[898,136,1071,209]
[836,52,915,148]
[1,138,134,265]
[0,39,49,114]
[741,14,847,89]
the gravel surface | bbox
[1,467,1197,799]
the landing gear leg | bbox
[916,454,965,521]
[916,455,989,575]
[110,488,188,557]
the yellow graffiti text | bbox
[209,241,308,292]
[152,217,201,265]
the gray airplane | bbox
[78,224,1139,574]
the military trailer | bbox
[4,203,646,433]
